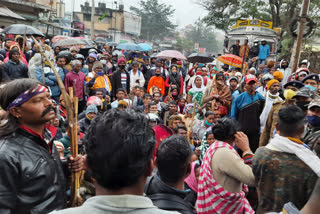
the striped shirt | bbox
[121,72,127,89]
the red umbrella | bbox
[156,50,186,60]
[217,54,244,68]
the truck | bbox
[224,19,281,61]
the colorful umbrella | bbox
[187,53,214,63]
[51,35,69,44]
[156,50,186,60]
[116,43,144,51]
[217,54,244,68]
[138,43,152,51]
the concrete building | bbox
[73,2,141,43]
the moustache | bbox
[41,106,56,117]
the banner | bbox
[123,12,141,36]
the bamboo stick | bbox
[32,36,82,207]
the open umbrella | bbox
[116,43,144,51]
[95,37,106,44]
[187,53,214,63]
[139,43,152,51]
[2,24,44,37]
[106,42,118,46]
[55,38,88,47]
[217,54,243,68]
[156,50,186,60]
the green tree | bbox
[184,19,221,53]
[130,0,177,41]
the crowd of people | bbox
[0,34,320,214]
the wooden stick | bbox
[32,36,82,207]
[22,27,27,54]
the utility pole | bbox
[90,0,95,40]
[291,0,310,73]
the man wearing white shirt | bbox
[129,61,145,90]
[111,88,132,109]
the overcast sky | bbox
[65,0,208,27]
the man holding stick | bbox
[0,79,84,214]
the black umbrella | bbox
[187,53,214,63]
[2,24,44,37]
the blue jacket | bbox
[36,67,65,97]
[258,44,270,60]
[81,67,89,76]
[2,60,28,81]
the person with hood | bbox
[85,53,97,73]
[86,61,112,96]
[187,75,206,106]
[203,73,232,116]
[259,79,282,133]
[258,39,270,65]
[253,105,319,213]
[279,59,291,86]
[196,118,255,214]
[111,58,130,98]
[129,61,145,90]
[3,41,28,66]
[78,104,97,134]
[165,64,184,95]
[27,53,42,79]
[2,49,28,81]
[256,73,274,97]
[36,55,65,103]
[145,135,197,214]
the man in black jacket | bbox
[145,135,197,214]
[111,58,130,99]
[2,49,28,81]
[0,78,84,214]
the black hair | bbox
[205,111,215,118]
[56,55,66,61]
[212,117,239,142]
[156,135,192,184]
[170,64,178,70]
[116,88,125,94]
[173,124,187,134]
[143,94,152,100]
[8,49,20,59]
[139,87,145,92]
[84,109,155,190]
[206,130,214,139]
[278,105,305,137]
[0,79,43,137]
[148,101,157,109]
[153,92,161,97]
[216,72,225,80]
[169,100,177,106]
[134,85,140,90]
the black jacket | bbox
[2,60,28,81]
[111,69,130,98]
[0,128,67,214]
[78,117,91,134]
[145,175,197,214]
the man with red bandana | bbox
[0,78,84,214]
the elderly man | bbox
[64,60,86,112]
[0,79,84,214]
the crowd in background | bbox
[0,35,320,214]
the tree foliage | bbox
[130,0,177,41]
[184,19,220,53]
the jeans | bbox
[258,59,266,65]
